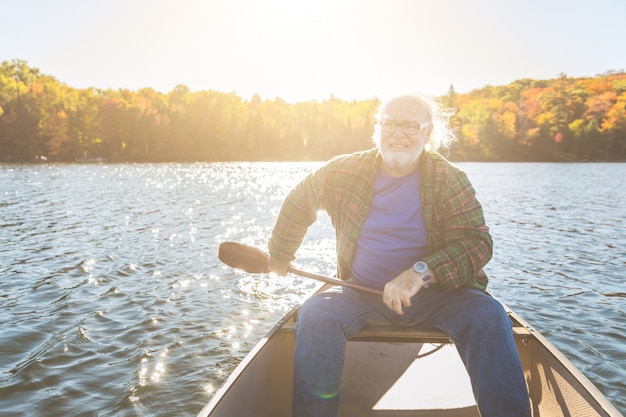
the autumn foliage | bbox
[1,59,625,162]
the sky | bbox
[2,0,626,103]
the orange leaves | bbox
[31,82,44,94]
[585,91,617,121]
[601,92,626,132]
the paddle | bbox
[218,242,383,297]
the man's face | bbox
[377,96,432,175]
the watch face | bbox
[413,262,428,274]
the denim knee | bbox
[473,295,510,328]
[296,293,340,331]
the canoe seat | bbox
[351,324,452,342]
[279,322,531,343]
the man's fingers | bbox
[393,298,404,315]
[383,296,394,312]
[393,295,411,315]
[383,295,401,315]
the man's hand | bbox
[383,268,423,315]
[268,255,291,276]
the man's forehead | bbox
[381,97,429,118]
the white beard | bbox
[380,142,422,171]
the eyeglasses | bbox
[380,120,430,135]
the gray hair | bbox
[372,93,457,152]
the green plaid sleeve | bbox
[268,165,327,263]
[422,159,493,290]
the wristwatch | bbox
[412,261,431,288]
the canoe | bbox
[197,285,623,417]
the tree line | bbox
[1,59,625,163]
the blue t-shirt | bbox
[351,168,428,290]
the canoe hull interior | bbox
[198,303,622,417]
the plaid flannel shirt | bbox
[268,148,492,291]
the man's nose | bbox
[390,124,406,137]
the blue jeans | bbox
[292,285,532,417]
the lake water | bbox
[1,161,624,416]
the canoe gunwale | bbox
[196,304,301,417]
[504,307,624,417]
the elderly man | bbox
[268,93,531,417]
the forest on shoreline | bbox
[1,59,625,163]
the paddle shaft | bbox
[288,266,383,297]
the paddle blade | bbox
[218,242,271,274]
